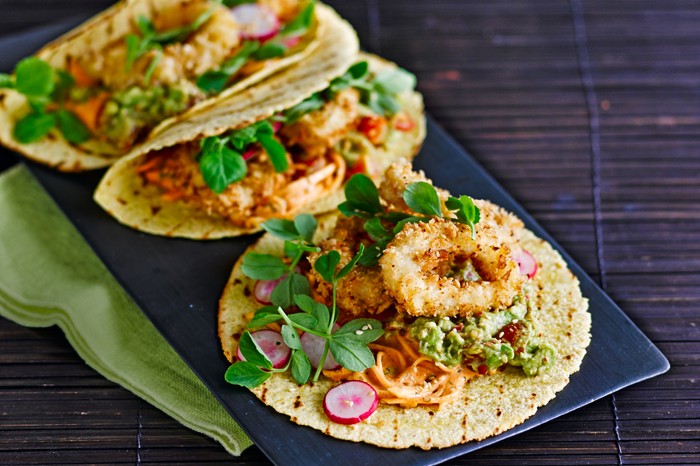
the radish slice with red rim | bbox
[323,381,379,425]
[516,249,538,278]
[300,324,340,370]
[253,277,282,304]
[231,4,280,41]
[236,329,290,369]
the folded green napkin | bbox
[0,165,252,455]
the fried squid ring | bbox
[379,217,524,317]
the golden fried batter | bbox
[380,218,524,318]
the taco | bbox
[0,0,347,171]
[93,53,425,238]
[218,160,591,449]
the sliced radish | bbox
[253,277,283,304]
[231,4,280,41]
[236,329,290,369]
[281,35,301,48]
[242,147,259,161]
[323,381,379,425]
[516,249,538,278]
[300,324,340,370]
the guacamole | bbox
[408,289,556,376]
[100,84,192,149]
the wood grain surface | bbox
[1,0,698,464]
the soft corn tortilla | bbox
[0,1,337,172]
[218,214,591,449]
[93,53,425,239]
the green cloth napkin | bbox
[0,165,253,455]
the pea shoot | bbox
[225,215,384,387]
[0,57,91,144]
[338,174,481,266]
[197,120,287,193]
[197,1,317,93]
[125,9,215,84]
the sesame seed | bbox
[355,330,364,335]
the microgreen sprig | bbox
[1,57,91,144]
[197,120,287,193]
[338,174,481,265]
[197,1,317,93]
[225,214,384,387]
[125,8,215,83]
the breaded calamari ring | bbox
[379,217,524,317]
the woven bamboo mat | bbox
[1,0,698,464]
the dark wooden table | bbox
[1,0,698,464]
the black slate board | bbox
[0,20,669,466]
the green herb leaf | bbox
[335,244,364,280]
[51,70,75,102]
[56,109,91,144]
[196,70,231,93]
[446,195,480,239]
[143,49,163,84]
[367,93,400,116]
[281,324,302,350]
[357,238,389,267]
[15,57,54,97]
[238,331,273,369]
[0,73,14,89]
[224,361,271,388]
[281,0,316,37]
[270,272,310,308]
[293,295,329,331]
[336,318,384,344]
[13,112,56,143]
[241,253,287,280]
[348,61,369,80]
[228,124,258,150]
[258,134,288,172]
[291,350,311,384]
[363,217,388,241]
[341,174,383,216]
[294,213,317,242]
[313,250,341,283]
[404,181,442,217]
[282,93,325,123]
[261,218,299,241]
[293,294,317,313]
[197,40,260,93]
[373,68,417,95]
[289,312,317,329]
[252,42,287,60]
[198,137,247,193]
[329,336,375,372]
[247,306,284,329]
[284,241,302,259]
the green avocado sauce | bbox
[100,84,191,148]
[406,288,555,376]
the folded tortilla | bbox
[0,1,346,171]
[93,53,425,238]
[218,213,591,449]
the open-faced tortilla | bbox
[0,1,343,171]
[93,53,425,239]
[218,166,591,449]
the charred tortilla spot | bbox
[150,205,162,215]
[261,387,268,403]
[116,197,127,205]
[294,396,303,409]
